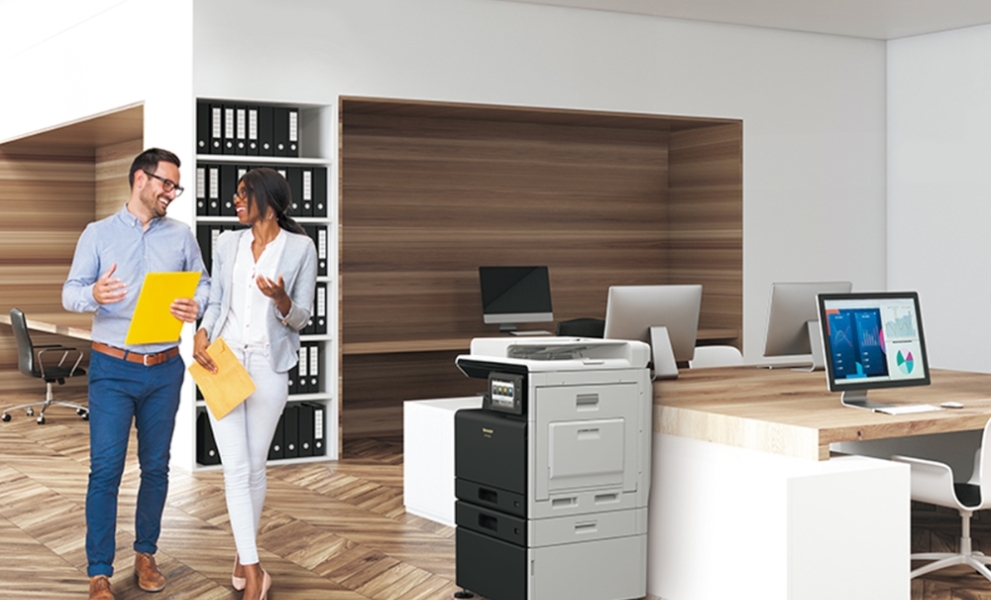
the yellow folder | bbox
[188,337,256,420]
[124,271,202,345]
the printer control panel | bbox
[483,372,525,415]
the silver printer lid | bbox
[459,336,650,372]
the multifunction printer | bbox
[454,337,652,600]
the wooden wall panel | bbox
[668,123,743,345]
[340,98,742,440]
[96,138,142,219]
[0,112,140,402]
[342,112,670,343]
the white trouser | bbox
[208,344,288,565]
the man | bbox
[63,148,210,600]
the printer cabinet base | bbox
[456,527,648,600]
[457,528,526,600]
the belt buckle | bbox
[143,353,152,366]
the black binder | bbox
[303,225,328,276]
[309,402,326,456]
[223,105,237,155]
[298,402,314,457]
[308,344,320,394]
[313,166,327,218]
[285,166,302,217]
[300,167,314,216]
[286,362,298,396]
[195,166,207,216]
[258,106,274,156]
[273,106,290,157]
[220,164,237,216]
[235,105,248,155]
[196,101,210,154]
[315,282,327,334]
[196,409,221,466]
[196,224,212,273]
[207,165,221,216]
[209,103,224,154]
[247,106,260,155]
[283,403,300,458]
[288,107,299,156]
[297,345,309,394]
[268,411,285,460]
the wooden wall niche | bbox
[0,105,142,398]
[339,97,742,441]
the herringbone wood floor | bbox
[3,392,991,599]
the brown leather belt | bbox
[91,342,179,366]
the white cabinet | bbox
[403,396,483,526]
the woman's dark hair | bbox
[238,167,305,234]
[128,148,181,188]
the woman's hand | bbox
[256,274,292,316]
[193,328,217,373]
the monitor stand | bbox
[650,326,679,380]
[840,390,892,411]
[806,320,826,371]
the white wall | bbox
[0,0,888,361]
[192,0,887,361]
[888,24,991,372]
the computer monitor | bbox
[479,266,553,332]
[763,281,853,368]
[603,284,702,364]
[817,291,931,409]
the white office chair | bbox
[891,416,991,582]
[688,345,744,369]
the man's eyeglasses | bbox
[143,170,184,196]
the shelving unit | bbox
[187,98,338,470]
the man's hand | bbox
[170,298,200,323]
[93,264,126,305]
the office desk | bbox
[648,367,991,600]
[0,312,92,341]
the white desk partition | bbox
[403,396,483,526]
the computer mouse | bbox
[940,401,964,409]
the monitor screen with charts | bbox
[817,291,931,408]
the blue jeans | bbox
[85,350,184,577]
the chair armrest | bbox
[36,346,85,378]
[891,454,964,508]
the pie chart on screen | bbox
[897,350,915,374]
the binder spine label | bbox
[318,228,327,260]
[224,108,235,138]
[196,168,206,199]
[209,167,220,199]
[211,107,222,137]
[303,170,312,201]
[314,407,324,440]
[289,110,298,142]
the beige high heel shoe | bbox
[231,555,245,591]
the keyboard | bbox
[873,404,942,415]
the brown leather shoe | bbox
[89,575,115,600]
[134,552,166,592]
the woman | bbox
[193,167,317,600]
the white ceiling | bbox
[506,0,991,40]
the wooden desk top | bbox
[654,367,991,461]
[0,312,93,341]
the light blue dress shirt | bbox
[62,205,211,353]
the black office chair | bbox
[555,318,605,338]
[2,308,88,424]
